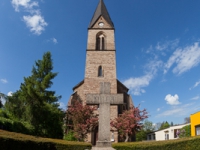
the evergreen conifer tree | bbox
[5,52,63,138]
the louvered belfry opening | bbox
[96,34,105,50]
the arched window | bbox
[102,37,105,50]
[98,66,103,77]
[96,33,106,50]
[96,37,100,50]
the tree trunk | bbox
[124,133,129,142]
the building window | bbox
[174,129,177,138]
[164,131,169,140]
[96,33,106,50]
[165,134,169,140]
[153,134,156,140]
[96,37,100,50]
[196,125,200,136]
[111,132,115,142]
[102,37,105,50]
[98,66,103,77]
[148,135,151,140]
[118,105,123,114]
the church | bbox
[67,0,134,145]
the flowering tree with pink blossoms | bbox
[65,101,98,141]
[111,106,148,142]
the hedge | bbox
[2,129,200,150]
[0,117,34,135]
[0,130,92,150]
[112,136,200,150]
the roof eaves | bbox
[72,80,84,91]
[117,79,129,92]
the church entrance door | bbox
[92,126,98,145]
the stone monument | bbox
[86,82,124,150]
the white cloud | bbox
[191,96,199,100]
[0,79,8,84]
[11,0,38,12]
[157,108,160,111]
[156,42,167,51]
[146,39,179,54]
[123,60,162,95]
[190,80,200,90]
[23,15,48,35]
[156,103,194,117]
[164,42,200,75]
[146,45,153,54]
[165,94,180,105]
[52,38,58,44]
[0,97,6,105]
[194,80,200,88]
[58,102,66,110]
[123,74,151,95]
[157,108,183,117]
[7,91,13,96]
[156,39,179,51]
[11,0,47,35]
[46,38,58,44]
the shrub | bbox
[0,109,9,118]
[0,117,34,135]
[0,129,91,150]
[112,136,200,150]
[63,131,77,141]
[179,125,191,138]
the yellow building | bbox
[190,111,200,136]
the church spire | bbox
[89,0,114,28]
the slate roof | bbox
[89,0,114,28]
[117,79,129,92]
[72,80,84,91]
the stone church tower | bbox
[68,0,133,144]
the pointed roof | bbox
[89,0,114,28]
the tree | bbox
[155,122,161,130]
[184,117,190,123]
[159,121,170,130]
[177,125,191,138]
[5,91,26,120]
[5,52,63,138]
[136,120,155,141]
[143,120,155,132]
[65,101,98,141]
[110,106,148,142]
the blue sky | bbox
[0,0,200,125]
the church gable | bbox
[91,16,113,29]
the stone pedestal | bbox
[92,147,116,150]
[96,141,111,147]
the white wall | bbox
[147,123,190,141]
[155,123,190,141]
